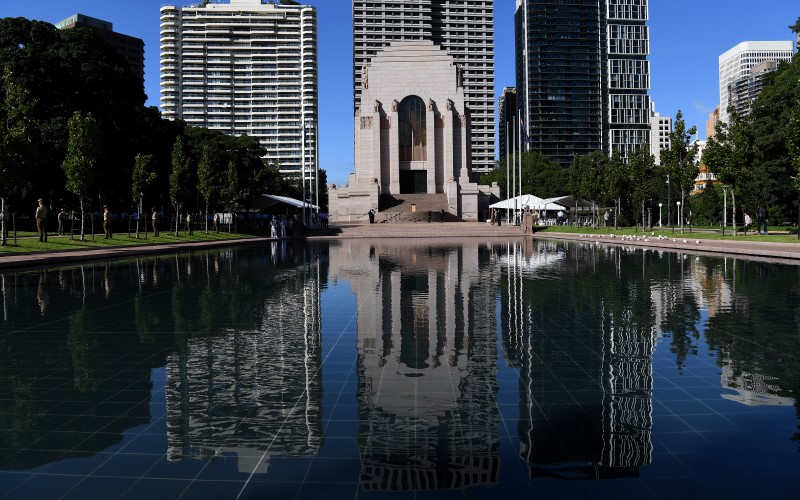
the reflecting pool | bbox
[1,239,799,499]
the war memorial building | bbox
[329,41,498,223]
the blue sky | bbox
[2,1,798,185]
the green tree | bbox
[169,137,191,236]
[787,74,800,229]
[222,159,245,230]
[629,144,656,230]
[481,151,565,200]
[1,66,38,244]
[603,149,626,229]
[748,47,800,224]
[197,145,223,233]
[704,108,754,236]
[662,111,699,233]
[62,112,101,240]
[131,154,157,238]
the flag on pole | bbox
[519,115,530,145]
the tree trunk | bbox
[732,190,737,236]
[680,188,686,234]
[80,200,85,241]
[175,207,180,236]
[205,201,209,234]
[1,197,6,246]
[135,200,140,239]
[642,200,646,231]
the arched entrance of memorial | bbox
[398,95,428,194]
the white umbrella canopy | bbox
[489,194,565,211]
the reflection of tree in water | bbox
[0,242,329,471]
[660,294,701,373]
[703,259,800,451]
[67,308,97,392]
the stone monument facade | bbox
[329,41,498,223]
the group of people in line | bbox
[25,200,309,241]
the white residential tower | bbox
[160,0,318,180]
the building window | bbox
[399,95,426,161]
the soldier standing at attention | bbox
[57,208,67,236]
[35,198,48,242]
[151,207,160,237]
[103,205,112,239]
[185,212,193,236]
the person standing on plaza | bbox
[270,216,278,238]
[103,205,112,239]
[744,212,752,235]
[427,209,432,223]
[151,207,160,237]
[57,208,67,236]
[757,204,767,235]
[35,198,48,242]
[280,217,287,238]
[440,208,445,223]
[604,210,609,228]
[185,212,193,236]
[213,211,220,233]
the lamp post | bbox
[667,174,672,233]
[658,203,663,228]
[677,201,682,233]
[139,192,146,239]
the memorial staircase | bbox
[376,194,462,223]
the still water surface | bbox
[0,239,798,499]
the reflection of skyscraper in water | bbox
[501,241,655,479]
[165,256,324,474]
[330,241,500,491]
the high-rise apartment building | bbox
[55,14,145,81]
[497,87,517,160]
[649,105,671,166]
[718,41,793,123]
[352,0,495,177]
[160,0,318,180]
[515,0,651,166]
[727,60,781,118]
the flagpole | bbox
[518,110,522,222]
[511,117,516,224]
[506,127,510,223]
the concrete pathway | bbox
[534,230,800,263]
[2,222,799,270]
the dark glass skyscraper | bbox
[515,0,651,166]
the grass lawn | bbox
[0,229,259,253]
[538,225,800,244]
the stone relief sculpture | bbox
[374,100,381,112]
[446,98,454,111]
[428,98,434,111]
[392,99,399,112]
[361,66,368,90]
[360,116,373,129]
[456,64,463,87]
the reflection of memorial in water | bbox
[500,241,655,479]
[164,245,325,473]
[330,240,501,491]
